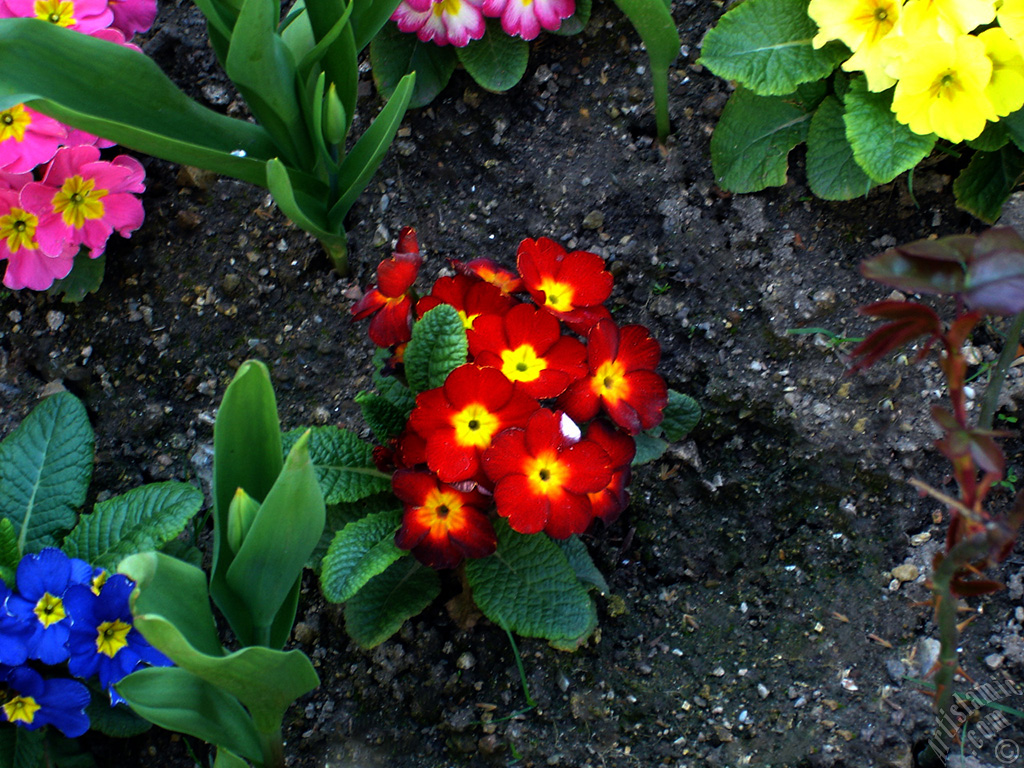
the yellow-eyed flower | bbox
[891,33,995,142]
[979,26,1024,116]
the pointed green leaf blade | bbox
[0,391,92,554]
[710,86,812,192]
[465,521,596,646]
[117,667,264,762]
[282,426,392,504]
[344,557,439,648]
[349,0,403,52]
[456,21,528,92]
[404,304,468,394]
[698,0,846,95]
[954,144,1024,224]
[63,482,203,572]
[226,430,326,635]
[0,20,275,186]
[843,80,936,184]
[320,508,404,603]
[225,0,311,168]
[211,360,283,645]
[806,95,877,200]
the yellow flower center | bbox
[91,570,108,596]
[0,208,40,253]
[33,592,66,628]
[457,309,480,330]
[537,277,574,313]
[423,487,464,522]
[500,345,546,383]
[3,696,40,725]
[433,0,461,17]
[0,105,30,143]
[591,360,629,405]
[33,0,76,26]
[524,452,568,496]
[95,619,132,658]
[52,175,107,229]
[452,403,501,448]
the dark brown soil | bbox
[2,1,1023,767]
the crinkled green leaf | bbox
[660,390,702,443]
[0,518,19,582]
[465,521,596,646]
[843,80,935,184]
[954,144,1024,224]
[806,95,875,200]
[85,692,151,738]
[554,536,608,595]
[710,86,812,192]
[310,493,400,570]
[282,426,391,503]
[355,390,409,442]
[372,346,416,413]
[48,251,105,303]
[344,557,439,648]
[632,432,668,466]
[0,391,92,554]
[967,121,1010,152]
[456,21,528,92]
[320,508,404,603]
[699,0,846,95]
[63,482,203,572]
[404,304,468,394]
[370,22,456,109]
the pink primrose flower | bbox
[392,0,486,47]
[482,0,574,40]
[0,188,76,290]
[0,104,67,174]
[3,0,114,33]
[105,0,156,36]
[0,170,32,192]
[22,145,145,258]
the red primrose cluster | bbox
[353,229,667,569]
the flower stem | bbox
[319,236,349,276]
[258,727,286,768]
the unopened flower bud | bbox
[323,83,347,147]
[227,487,260,554]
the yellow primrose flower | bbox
[979,27,1024,116]
[906,0,996,34]
[998,0,1024,45]
[808,0,900,52]
[892,33,995,142]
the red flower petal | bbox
[377,249,421,298]
[367,296,414,347]
[618,324,662,371]
[542,490,594,539]
[494,474,550,534]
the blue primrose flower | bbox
[63,574,172,705]
[0,585,33,667]
[6,548,92,665]
[0,665,90,738]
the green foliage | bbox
[456,20,529,93]
[465,521,597,648]
[0,392,92,554]
[842,81,935,184]
[344,557,440,648]
[404,304,469,394]
[63,483,203,571]
[709,87,813,193]
[700,0,1024,216]
[698,0,846,96]
[370,22,457,109]
[283,425,391,503]
[118,361,326,768]
[954,144,1024,224]
[609,0,681,143]
[0,0,413,275]
[48,252,105,304]
[320,508,404,603]
[806,95,875,200]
